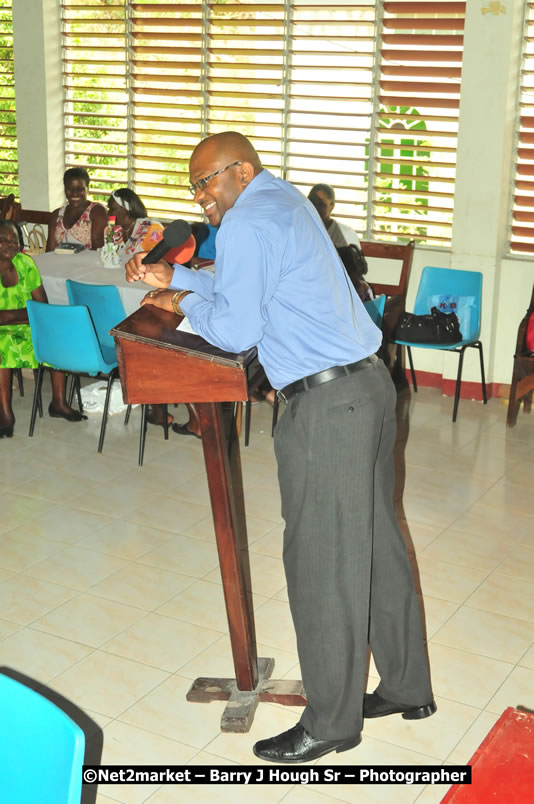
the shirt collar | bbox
[232,168,273,210]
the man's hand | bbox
[140,288,176,313]
[125,252,173,288]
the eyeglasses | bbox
[189,161,242,196]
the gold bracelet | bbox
[171,290,191,315]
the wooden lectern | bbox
[112,305,306,732]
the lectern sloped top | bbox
[111,304,255,404]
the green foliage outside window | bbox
[0,0,17,196]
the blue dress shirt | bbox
[170,170,382,389]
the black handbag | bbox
[393,306,462,344]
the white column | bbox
[448,0,525,383]
[13,0,64,211]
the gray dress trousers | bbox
[274,357,433,740]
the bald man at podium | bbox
[125,131,435,764]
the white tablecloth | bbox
[32,251,147,317]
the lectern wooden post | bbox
[112,306,306,732]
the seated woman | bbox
[337,243,374,303]
[107,188,165,259]
[109,188,198,431]
[46,167,107,252]
[0,220,87,438]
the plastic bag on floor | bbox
[80,380,135,415]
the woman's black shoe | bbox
[48,403,88,422]
[0,423,14,438]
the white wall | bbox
[12,0,534,388]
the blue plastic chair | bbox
[393,266,487,421]
[65,280,170,464]
[364,294,386,327]
[65,280,125,365]
[0,673,84,803]
[26,300,119,452]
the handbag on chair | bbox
[25,224,47,255]
[393,306,462,344]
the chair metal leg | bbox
[162,403,169,440]
[477,341,488,404]
[244,399,251,446]
[15,368,24,397]
[407,346,417,391]
[75,376,83,413]
[67,374,75,407]
[452,347,467,423]
[29,365,45,436]
[33,369,43,418]
[138,404,148,466]
[271,394,279,436]
[67,375,83,411]
[124,404,132,425]
[98,372,115,453]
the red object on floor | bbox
[442,707,534,803]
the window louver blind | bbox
[511,1,534,254]
[285,2,376,233]
[131,1,203,218]
[0,0,17,196]
[370,0,465,245]
[62,1,128,205]
[61,1,464,243]
[208,1,286,175]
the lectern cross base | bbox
[186,657,307,733]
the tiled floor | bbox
[1,382,533,803]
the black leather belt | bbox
[277,355,377,404]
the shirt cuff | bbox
[169,264,193,290]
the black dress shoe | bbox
[253,723,361,764]
[0,423,14,438]
[48,404,88,422]
[364,691,437,720]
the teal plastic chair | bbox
[364,294,386,327]
[26,300,119,452]
[65,280,169,464]
[66,280,125,365]
[0,673,84,803]
[393,266,487,421]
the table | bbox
[32,250,146,316]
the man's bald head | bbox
[191,132,262,176]
[189,132,263,227]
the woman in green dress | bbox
[0,220,87,438]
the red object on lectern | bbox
[112,304,306,732]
